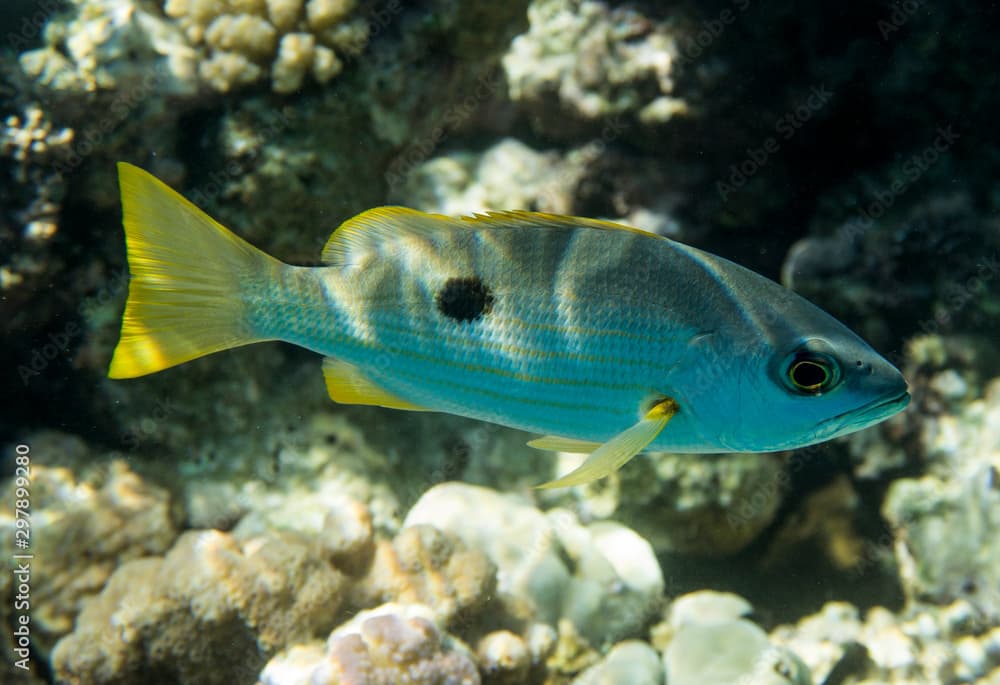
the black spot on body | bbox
[437,276,494,322]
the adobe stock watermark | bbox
[49,65,167,176]
[915,251,1000,337]
[835,124,960,247]
[384,68,503,191]
[120,396,180,450]
[674,0,753,68]
[535,115,628,212]
[5,0,62,52]
[185,108,295,208]
[717,84,833,201]
[10,443,34,672]
[877,0,925,41]
[17,266,130,386]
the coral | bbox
[571,640,662,685]
[0,104,74,183]
[177,409,405,535]
[1,104,73,297]
[164,0,364,93]
[395,137,686,239]
[564,449,787,557]
[17,0,199,96]
[771,600,1000,684]
[883,472,1000,624]
[259,603,480,685]
[403,482,664,648]
[15,0,363,96]
[233,492,376,576]
[350,524,497,626]
[475,630,532,685]
[51,527,347,685]
[874,373,1000,624]
[661,591,812,685]
[0,432,178,657]
[503,0,685,133]
[782,193,1000,349]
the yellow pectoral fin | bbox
[322,358,429,411]
[535,397,679,489]
[527,436,603,453]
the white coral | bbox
[19,0,367,95]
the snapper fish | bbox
[109,163,909,488]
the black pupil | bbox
[792,360,827,388]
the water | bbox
[1,1,998,683]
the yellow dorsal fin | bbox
[459,210,662,238]
[527,436,603,453]
[320,207,662,265]
[321,357,428,411]
[535,397,679,489]
[321,207,457,265]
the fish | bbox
[109,162,910,488]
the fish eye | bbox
[782,347,841,395]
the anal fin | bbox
[322,357,428,411]
[535,397,679,489]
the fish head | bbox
[673,264,910,452]
[717,309,909,452]
[765,334,907,447]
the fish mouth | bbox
[822,389,911,430]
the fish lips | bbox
[822,388,911,433]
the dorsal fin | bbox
[458,210,661,238]
[320,208,661,265]
[321,207,457,265]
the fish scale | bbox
[271,221,700,441]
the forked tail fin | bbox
[109,162,281,378]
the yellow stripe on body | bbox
[362,305,681,366]
[379,356,637,415]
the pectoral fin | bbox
[535,397,678,489]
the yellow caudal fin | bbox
[108,162,281,379]
[535,397,679,489]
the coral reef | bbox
[783,193,1000,350]
[350,523,497,626]
[772,600,1000,684]
[562,449,787,557]
[0,432,178,657]
[0,105,72,304]
[475,630,533,685]
[395,137,685,235]
[52,527,348,685]
[259,603,480,685]
[403,482,664,648]
[503,0,685,133]
[17,0,198,96]
[881,374,1000,624]
[659,591,812,685]
[14,0,364,96]
[163,0,368,93]
[571,640,662,685]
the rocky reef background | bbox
[1,0,999,683]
